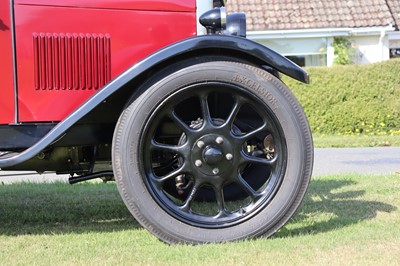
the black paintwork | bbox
[0,35,309,168]
[225,13,246,37]
[0,124,54,150]
[199,8,224,33]
[0,123,114,150]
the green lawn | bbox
[0,174,399,265]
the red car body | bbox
[1,0,196,123]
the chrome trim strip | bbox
[220,7,226,29]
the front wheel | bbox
[112,60,313,244]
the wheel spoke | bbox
[151,165,186,186]
[238,122,269,142]
[199,94,212,127]
[240,152,276,166]
[179,182,200,212]
[169,111,192,133]
[236,173,261,199]
[221,96,244,129]
[150,139,185,155]
[214,187,226,215]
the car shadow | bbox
[0,182,140,236]
[274,178,397,238]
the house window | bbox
[257,38,328,67]
[287,55,327,67]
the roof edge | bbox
[247,25,396,39]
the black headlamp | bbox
[199,7,246,38]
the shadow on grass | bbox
[0,178,397,237]
[275,178,397,238]
[0,182,140,236]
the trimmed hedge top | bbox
[283,59,400,135]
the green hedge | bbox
[282,59,400,135]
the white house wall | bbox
[248,26,395,67]
[351,35,390,64]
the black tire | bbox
[112,59,313,244]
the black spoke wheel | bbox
[112,59,313,244]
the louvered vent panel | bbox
[33,33,111,90]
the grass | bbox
[313,134,400,148]
[0,174,399,265]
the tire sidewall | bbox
[112,61,313,244]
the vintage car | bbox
[0,0,313,244]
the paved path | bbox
[0,171,69,184]
[1,147,400,183]
[313,147,400,176]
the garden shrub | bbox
[283,59,400,135]
[333,37,355,65]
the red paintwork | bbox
[14,0,195,12]
[32,33,112,91]
[13,1,196,122]
[0,0,15,124]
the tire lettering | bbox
[233,74,278,108]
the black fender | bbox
[0,35,308,168]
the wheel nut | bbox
[212,168,219,175]
[195,160,203,167]
[226,153,233,161]
[216,137,224,144]
[197,141,205,149]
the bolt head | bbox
[226,153,233,161]
[216,137,224,144]
[197,141,205,149]
[195,160,203,167]
[212,168,220,175]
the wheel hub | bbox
[191,134,234,176]
[203,146,223,164]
